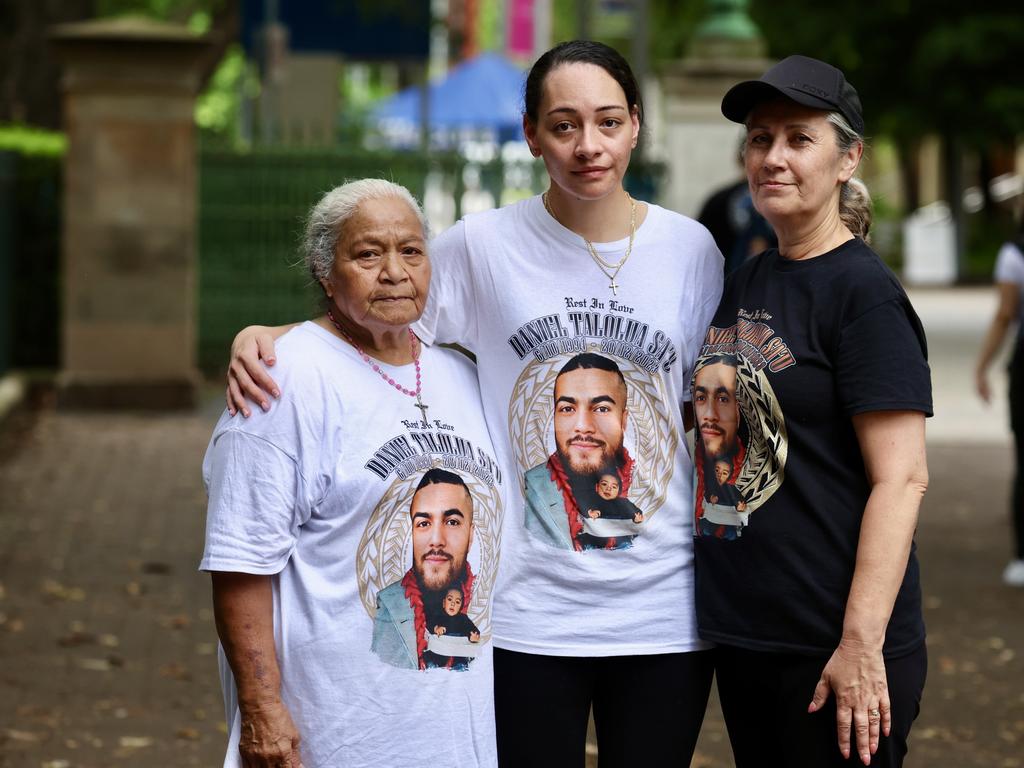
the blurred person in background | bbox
[974,214,1024,587]
[222,40,722,768]
[697,141,777,275]
[693,56,931,767]
[202,179,504,767]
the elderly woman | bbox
[691,56,931,767]
[201,179,505,767]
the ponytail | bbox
[839,176,872,241]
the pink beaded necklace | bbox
[326,309,429,422]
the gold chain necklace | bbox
[543,191,636,296]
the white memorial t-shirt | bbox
[201,322,504,768]
[415,195,722,655]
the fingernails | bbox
[272,389,281,398]
[228,407,235,416]
[861,752,870,764]
[260,401,269,412]
[242,408,251,418]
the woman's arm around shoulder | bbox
[227,323,301,417]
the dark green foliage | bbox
[748,0,1024,145]
[0,150,62,372]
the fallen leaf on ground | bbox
[118,736,154,748]
[159,662,191,681]
[58,629,97,647]
[4,728,43,742]
[176,727,200,740]
[41,580,85,602]
[76,658,112,672]
[161,614,191,630]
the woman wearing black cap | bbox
[691,56,931,767]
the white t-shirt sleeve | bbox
[994,242,1024,285]
[201,428,309,574]
[415,219,479,349]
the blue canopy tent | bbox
[372,52,527,148]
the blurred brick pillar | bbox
[52,18,209,409]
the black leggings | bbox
[493,647,715,767]
[714,643,927,768]
[1009,351,1024,559]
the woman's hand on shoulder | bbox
[227,325,286,417]
[808,637,890,766]
[238,698,303,767]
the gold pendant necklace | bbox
[542,191,637,296]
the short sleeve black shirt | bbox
[691,238,931,657]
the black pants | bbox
[714,643,927,768]
[493,647,715,767]
[1008,351,1024,558]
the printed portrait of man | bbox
[523,352,642,551]
[693,354,749,537]
[694,355,742,462]
[371,468,479,670]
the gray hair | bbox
[826,111,872,240]
[302,179,429,285]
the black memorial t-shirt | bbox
[691,237,932,657]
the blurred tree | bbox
[0,0,93,128]
[748,0,1024,145]
[0,0,238,130]
[748,0,1024,266]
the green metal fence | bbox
[198,146,469,371]
[197,144,665,373]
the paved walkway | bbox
[0,288,1022,767]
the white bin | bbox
[902,202,956,286]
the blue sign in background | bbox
[241,0,429,59]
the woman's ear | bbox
[630,105,640,149]
[838,140,864,183]
[319,277,333,299]
[523,115,541,157]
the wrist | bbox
[237,688,284,712]
[838,631,884,653]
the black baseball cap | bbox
[721,55,864,134]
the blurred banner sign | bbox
[506,0,535,59]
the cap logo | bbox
[800,83,830,98]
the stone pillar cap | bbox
[51,16,209,46]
